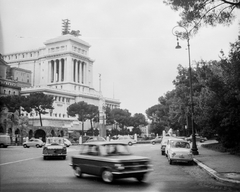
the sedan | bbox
[150,136,162,145]
[186,135,207,143]
[167,140,193,165]
[70,141,153,183]
[23,138,44,148]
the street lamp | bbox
[172,25,199,155]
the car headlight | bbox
[114,163,125,170]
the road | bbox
[0,144,239,192]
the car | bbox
[150,136,162,145]
[186,134,207,143]
[43,137,67,160]
[160,136,176,155]
[70,141,153,183]
[84,136,106,143]
[111,135,136,146]
[23,138,44,148]
[165,138,185,158]
[64,138,72,147]
[166,139,193,165]
[0,134,11,148]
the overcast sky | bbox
[0,0,239,115]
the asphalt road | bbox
[0,144,239,192]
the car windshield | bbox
[46,138,64,145]
[170,141,190,149]
[100,144,131,156]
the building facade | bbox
[2,34,120,140]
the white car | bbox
[167,139,193,165]
[165,138,184,157]
[23,138,45,148]
[64,138,72,147]
[160,136,176,155]
[112,135,136,146]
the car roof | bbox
[83,141,127,146]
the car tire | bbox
[36,144,40,148]
[62,156,66,160]
[188,160,194,165]
[43,156,47,160]
[74,166,82,178]
[101,169,113,183]
[161,150,165,155]
[128,142,132,146]
[23,144,28,148]
[136,174,145,182]
[152,141,156,145]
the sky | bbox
[0,0,239,116]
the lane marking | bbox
[0,157,41,166]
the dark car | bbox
[43,137,67,160]
[70,141,153,183]
[186,135,207,143]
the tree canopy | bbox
[164,0,240,33]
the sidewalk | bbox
[193,140,240,185]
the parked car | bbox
[23,138,44,148]
[166,139,193,165]
[165,138,185,158]
[186,134,207,143]
[111,135,136,146]
[64,138,72,147]
[43,137,67,160]
[70,141,153,183]
[150,136,162,145]
[160,136,176,155]
[84,136,106,143]
[0,134,11,148]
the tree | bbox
[164,0,240,32]
[67,101,89,136]
[24,92,54,126]
[86,104,99,130]
[111,108,131,129]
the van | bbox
[0,134,11,148]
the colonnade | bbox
[48,58,87,84]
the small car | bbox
[160,136,176,155]
[150,136,162,145]
[165,138,185,157]
[167,139,193,165]
[43,137,67,160]
[23,138,44,148]
[64,138,72,147]
[111,135,136,146]
[70,141,153,183]
[186,135,207,143]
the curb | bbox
[193,158,240,184]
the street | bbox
[0,144,239,192]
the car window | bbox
[99,144,131,156]
[80,145,99,156]
[172,141,190,148]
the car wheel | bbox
[152,141,156,145]
[36,144,40,148]
[101,169,113,183]
[128,142,132,146]
[136,174,145,182]
[74,166,82,178]
[23,144,28,148]
[161,150,165,155]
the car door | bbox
[28,139,35,147]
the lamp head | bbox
[175,42,181,49]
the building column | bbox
[53,60,56,83]
[61,59,64,81]
[48,61,51,83]
[59,59,62,82]
[80,61,82,84]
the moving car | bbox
[23,138,44,148]
[111,135,136,146]
[70,141,153,183]
[150,136,162,145]
[0,134,11,148]
[64,138,72,147]
[166,139,193,165]
[43,137,67,160]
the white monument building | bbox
[2,33,120,134]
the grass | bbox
[202,142,240,156]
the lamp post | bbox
[172,25,199,155]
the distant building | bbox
[2,34,120,139]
